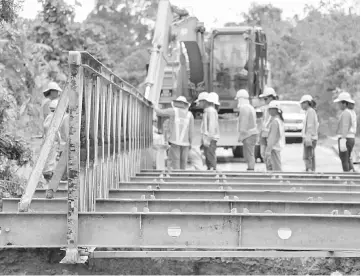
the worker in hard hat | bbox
[259,86,278,170]
[153,96,194,170]
[235,89,258,171]
[334,91,356,172]
[300,95,319,172]
[200,92,220,170]
[265,100,286,171]
[43,99,69,199]
[347,101,357,172]
[41,82,62,120]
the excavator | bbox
[144,0,271,159]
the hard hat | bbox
[49,99,59,110]
[235,89,249,100]
[333,91,355,104]
[259,86,277,98]
[195,92,209,103]
[207,92,220,105]
[173,96,190,106]
[43,82,62,95]
[300,95,313,104]
[268,100,282,110]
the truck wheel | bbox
[232,146,243,158]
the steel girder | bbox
[0,212,359,252]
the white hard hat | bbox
[173,96,190,106]
[207,92,220,105]
[49,99,59,110]
[43,82,62,95]
[259,86,277,98]
[195,92,209,103]
[300,95,313,104]
[268,100,282,110]
[235,89,249,100]
[333,91,355,104]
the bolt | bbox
[5,228,10,233]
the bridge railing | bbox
[19,51,154,214]
[67,51,154,212]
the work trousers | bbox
[260,137,272,170]
[204,140,217,170]
[168,143,190,170]
[267,150,282,171]
[338,138,355,172]
[303,140,317,172]
[243,134,258,170]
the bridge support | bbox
[61,51,83,264]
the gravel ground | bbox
[0,249,360,275]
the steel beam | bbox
[132,176,360,185]
[2,198,359,214]
[138,171,360,180]
[118,182,360,192]
[90,250,360,258]
[109,189,359,202]
[0,212,359,250]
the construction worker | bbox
[41,82,62,121]
[300,95,319,172]
[235,89,258,171]
[348,101,357,172]
[43,99,69,199]
[154,96,194,170]
[259,87,278,170]
[201,92,220,170]
[334,92,356,172]
[265,100,286,171]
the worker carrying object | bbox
[265,100,285,171]
[334,91,356,172]
[300,95,319,172]
[154,96,194,170]
[196,92,220,170]
[235,89,258,171]
[43,99,69,199]
[259,86,278,170]
[41,82,62,121]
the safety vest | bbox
[169,107,192,146]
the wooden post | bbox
[61,51,83,264]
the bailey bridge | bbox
[0,50,360,263]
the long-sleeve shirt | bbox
[238,104,258,141]
[155,107,194,146]
[349,109,357,138]
[302,107,319,140]
[267,116,285,151]
[201,106,220,142]
[336,109,355,139]
[260,105,271,138]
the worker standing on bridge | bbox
[154,96,194,170]
[201,92,220,170]
[259,87,278,170]
[43,99,69,199]
[235,89,258,171]
[265,101,285,171]
[300,95,319,172]
[334,92,356,172]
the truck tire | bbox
[232,146,243,158]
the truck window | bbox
[212,34,249,99]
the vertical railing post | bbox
[61,51,83,264]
